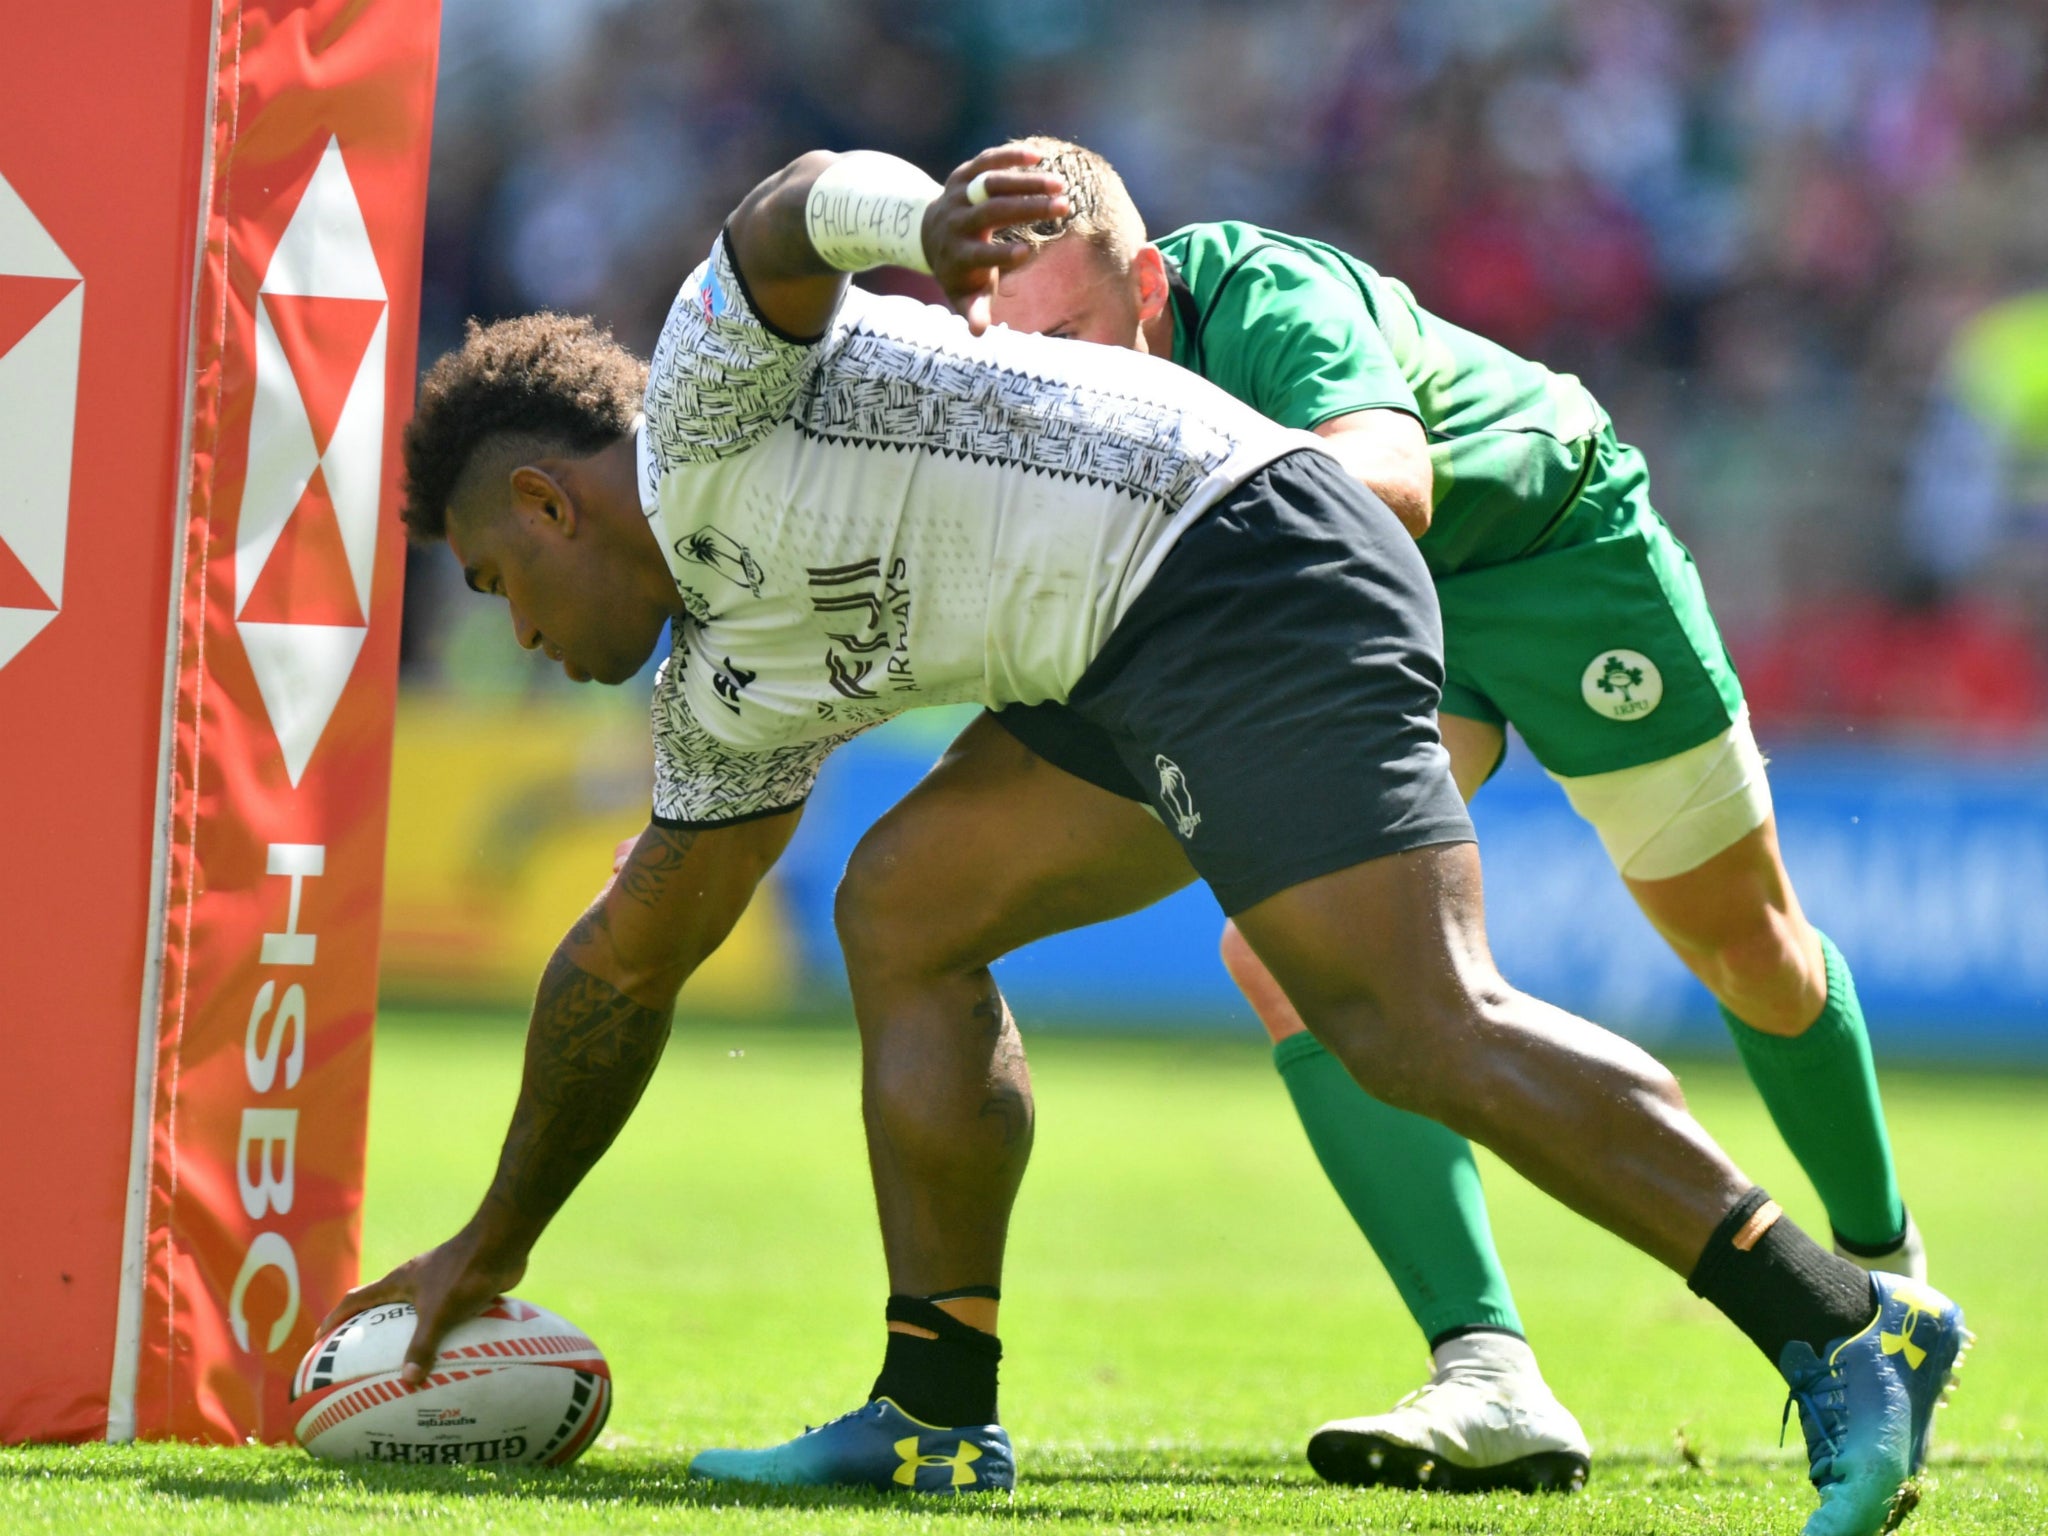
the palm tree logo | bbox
[1155,755,1202,839]
[676,526,765,596]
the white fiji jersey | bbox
[641,232,1321,827]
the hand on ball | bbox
[318,1224,528,1387]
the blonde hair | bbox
[992,135,1146,269]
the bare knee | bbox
[835,820,967,981]
[1219,921,1310,1043]
[1700,906,1805,989]
[835,830,895,967]
[1301,971,1690,1135]
[1217,919,1257,989]
[1360,980,1520,1123]
[1287,972,1499,1121]
[1627,824,1826,1034]
[1668,898,1821,1035]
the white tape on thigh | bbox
[803,150,942,274]
[1549,709,1773,881]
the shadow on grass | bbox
[17,1447,2046,1527]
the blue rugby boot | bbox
[689,1398,1015,1493]
[1780,1272,1971,1536]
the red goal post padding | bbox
[0,0,437,1443]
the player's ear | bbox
[509,464,578,537]
[1132,245,1169,324]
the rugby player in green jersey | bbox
[340,143,1964,1536]
[920,136,1913,1489]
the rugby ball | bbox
[291,1296,611,1467]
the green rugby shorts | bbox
[1435,426,1745,779]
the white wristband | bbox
[804,151,942,275]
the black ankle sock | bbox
[869,1294,1001,1426]
[1833,1212,1910,1260]
[1687,1188,1877,1368]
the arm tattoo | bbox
[616,825,700,909]
[487,946,674,1227]
[564,905,608,951]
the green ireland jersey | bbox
[1159,221,1605,577]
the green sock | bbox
[1273,1032,1522,1344]
[1722,930,1906,1251]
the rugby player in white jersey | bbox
[332,147,1965,1536]
[819,139,1928,1496]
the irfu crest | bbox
[1580,648,1663,721]
[1595,654,1645,701]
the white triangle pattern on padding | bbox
[240,622,370,787]
[0,607,58,674]
[233,136,388,786]
[0,168,78,281]
[0,170,81,674]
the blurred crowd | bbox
[405,0,2048,742]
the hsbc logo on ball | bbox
[234,136,388,787]
[0,168,83,674]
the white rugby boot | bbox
[1306,1332,1591,1493]
[1833,1209,1927,1283]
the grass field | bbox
[4,1011,2044,1533]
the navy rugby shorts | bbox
[991,449,1474,915]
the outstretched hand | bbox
[315,1224,527,1387]
[923,145,1070,335]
